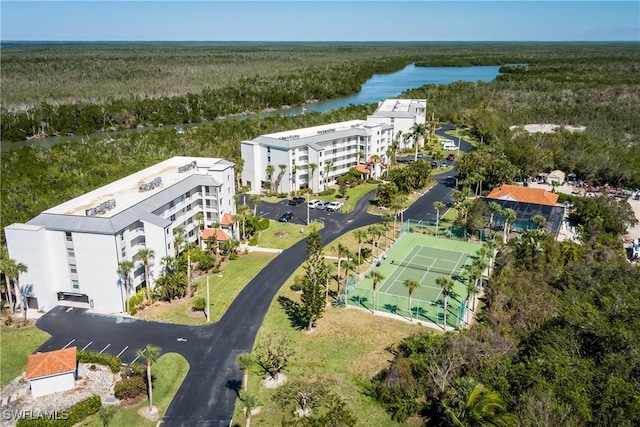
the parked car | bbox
[307,199,321,208]
[278,211,294,222]
[325,201,344,212]
[416,153,424,159]
[447,154,455,161]
[315,201,328,210]
[431,160,439,168]
[441,161,448,168]
[288,196,305,206]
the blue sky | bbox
[1,1,639,42]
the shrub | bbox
[229,252,239,260]
[127,289,146,315]
[248,235,259,246]
[192,296,206,311]
[319,188,336,196]
[114,374,147,400]
[16,395,101,427]
[259,218,270,230]
[77,350,120,373]
[197,253,216,271]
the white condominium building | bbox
[4,156,235,314]
[241,99,426,194]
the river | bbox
[2,63,500,152]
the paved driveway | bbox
[35,126,473,426]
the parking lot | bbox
[257,197,343,225]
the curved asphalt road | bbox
[35,126,472,426]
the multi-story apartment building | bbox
[241,99,426,194]
[4,156,235,313]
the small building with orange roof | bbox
[26,347,77,397]
[486,184,558,206]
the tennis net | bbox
[391,259,463,276]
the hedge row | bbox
[16,395,101,427]
[77,350,121,373]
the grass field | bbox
[136,252,277,325]
[231,240,432,426]
[78,352,189,426]
[0,325,50,386]
[256,220,324,249]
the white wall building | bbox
[4,156,235,314]
[241,98,426,194]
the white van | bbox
[441,140,457,151]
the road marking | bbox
[99,344,111,353]
[176,337,187,342]
[130,348,145,364]
[116,346,129,357]
[65,307,73,313]
[81,341,93,351]
[62,339,75,349]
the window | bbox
[72,280,79,290]
[267,156,271,162]
[70,265,77,274]
[188,230,195,237]
[120,234,124,241]
[186,191,191,198]
[186,204,192,211]
[170,214,176,221]
[65,232,72,241]
[67,249,75,257]
[166,228,170,235]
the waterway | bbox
[2,63,500,152]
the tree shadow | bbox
[225,379,242,397]
[383,303,398,314]
[277,295,306,330]
[349,295,369,310]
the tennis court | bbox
[347,231,484,329]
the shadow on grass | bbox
[277,295,306,330]
[225,379,242,397]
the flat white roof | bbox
[46,156,232,218]
[263,120,366,140]
[371,98,426,117]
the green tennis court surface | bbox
[347,231,484,329]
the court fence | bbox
[400,219,487,242]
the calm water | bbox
[2,63,500,151]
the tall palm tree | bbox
[403,279,420,322]
[353,229,367,273]
[10,261,28,315]
[324,160,333,187]
[265,164,275,193]
[436,276,455,329]
[236,204,250,241]
[278,164,287,193]
[433,201,446,236]
[531,214,546,229]
[173,226,185,257]
[381,212,394,247]
[409,122,426,161]
[308,163,317,193]
[334,243,350,288]
[0,255,16,312]
[241,391,260,427]
[367,270,385,313]
[194,212,204,248]
[502,208,517,244]
[117,260,135,313]
[136,248,155,301]
[137,344,161,412]
[249,194,261,216]
[487,202,502,230]
[236,352,254,392]
[291,165,298,190]
[341,260,356,296]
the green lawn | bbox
[196,252,278,323]
[342,183,378,212]
[78,352,189,426]
[0,325,50,386]
[231,237,430,426]
[256,220,324,249]
[137,252,277,325]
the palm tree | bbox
[436,276,455,329]
[502,208,517,243]
[353,229,367,273]
[265,164,275,193]
[444,380,516,427]
[137,344,161,412]
[8,261,28,315]
[117,260,135,313]
[367,270,385,313]
[278,164,287,193]
[236,353,254,392]
[194,212,204,248]
[241,391,260,427]
[341,260,356,296]
[334,243,350,289]
[381,212,394,247]
[249,194,261,216]
[308,163,317,193]
[173,226,185,257]
[433,201,446,236]
[324,160,333,187]
[409,122,426,161]
[136,248,155,301]
[291,165,298,190]
[531,214,546,229]
[236,204,250,241]
[0,255,16,312]
[403,279,420,322]
[487,202,502,230]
